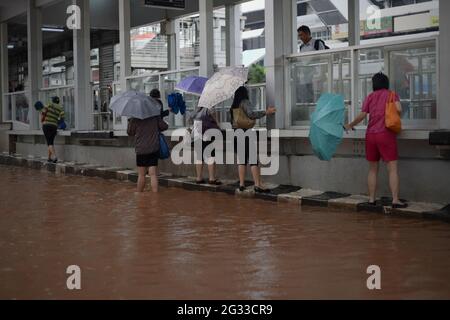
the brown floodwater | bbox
[1,164,450,300]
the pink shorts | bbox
[366,131,398,162]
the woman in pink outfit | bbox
[345,72,407,209]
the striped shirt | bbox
[42,103,65,127]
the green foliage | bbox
[248,63,266,84]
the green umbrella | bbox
[309,93,345,161]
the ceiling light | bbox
[42,27,64,32]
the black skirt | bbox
[136,152,159,167]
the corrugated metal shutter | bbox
[99,44,114,109]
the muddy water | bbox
[1,165,450,299]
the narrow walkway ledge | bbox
[1,153,449,223]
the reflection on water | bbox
[1,165,450,299]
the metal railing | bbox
[285,34,439,130]
[119,68,201,130]
[2,91,30,126]
[119,68,267,130]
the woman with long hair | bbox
[230,86,276,193]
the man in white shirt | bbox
[298,25,328,52]
[296,25,328,116]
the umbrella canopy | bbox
[175,76,208,96]
[309,93,345,161]
[197,66,248,109]
[109,90,161,120]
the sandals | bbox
[365,200,408,209]
[196,179,222,186]
[208,180,222,186]
[254,187,271,194]
[392,203,408,209]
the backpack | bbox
[314,39,330,50]
[168,92,186,115]
[301,39,330,51]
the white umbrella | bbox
[109,90,161,119]
[197,66,249,109]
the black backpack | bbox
[314,39,330,50]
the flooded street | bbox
[1,164,450,300]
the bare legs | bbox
[367,160,402,205]
[137,166,158,193]
[387,161,401,204]
[196,163,217,182]
[238,165,246,187]
[368,161,378,203]
[238,165,262,188]
[48,145,57,161]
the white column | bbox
[73,0,93,131]
[265,0,296,129]
[199,0,214,77]
[119,0,131,92]
[0,23,8,123]
[165,19,183,126]
[349,0,360,122]
[439,0,450,129]
[166,19,180,71]
[348,0,360,46]
[225,4,242,67]
[27,0,42,130]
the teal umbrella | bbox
[309,93,345,161]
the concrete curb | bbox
[1,153,449,223]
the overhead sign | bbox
[144,0,185,10]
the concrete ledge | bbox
[116,170,136,181]
[302,191,351,207]
[1,153,449,224]
[55,163,67,175]
[329,195,370,210]
[278,189,322,204]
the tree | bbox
[248,63,266,84]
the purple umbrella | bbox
[175,76,208,96]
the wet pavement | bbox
[1,164,450,299]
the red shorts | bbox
[366,131,398,162]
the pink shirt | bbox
[362,89,400,134]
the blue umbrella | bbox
[309,93,345,161]
[175,76,208,96]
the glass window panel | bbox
[389,43,437,120]
[15,93,29,124]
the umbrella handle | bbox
[343,126,356,132]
